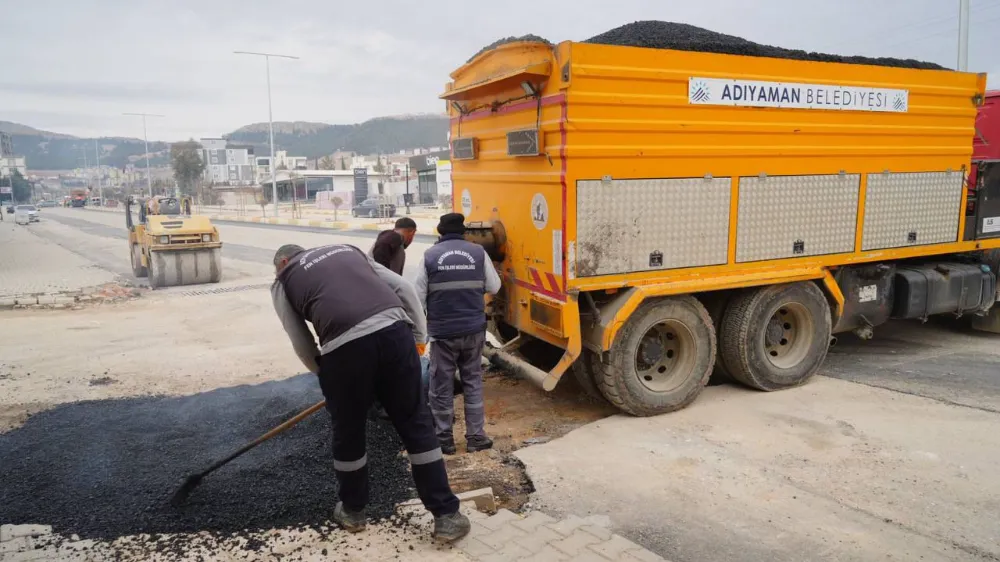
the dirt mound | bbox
[0,374,414,539]
[585,21,944,70]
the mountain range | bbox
[1,114,449,171]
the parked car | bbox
[15,205,39,222]
[351,198,396,218]
[5,204,14,214]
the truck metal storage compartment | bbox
[892,263,996,319]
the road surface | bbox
[4,207,999,562]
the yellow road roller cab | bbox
[126,196,223,288]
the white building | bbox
[256,150,308,183]
[1,155,27,177]
[199,138,255,185]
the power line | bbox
[820,0,1000,53]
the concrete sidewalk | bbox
[1,508,669,562]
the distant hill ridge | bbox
[1,114,450,170]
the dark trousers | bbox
[317,321,459,517]
[428,331,487,441]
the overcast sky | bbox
[3,0,998,141]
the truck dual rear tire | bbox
[595,296,715,416]
[718,282,831,391]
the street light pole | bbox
[123,112,164,198]
[957,0,970,71]
[234,50,298,218]
[95,138,103,207]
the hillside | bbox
[225,114,449,158]
[0,121,76,139]
[0,122,169,171]
[1,113,448,171]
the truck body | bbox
[443,39,998,415]
[70,188,88,207]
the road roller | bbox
[126,195,223,288]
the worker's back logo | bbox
[893,93,907,112]
[531,193,548,230]
[437,249,477,271]
[689,80,711,103]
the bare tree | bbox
[331,196,344,221]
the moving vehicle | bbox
[444,36,998,416]
[351,198,396,218]
[70,188,88,207]
[37,200,58,208]
[970,90,1000,332]
[5,204,13,214]
[14,205,39,223]
[126,195,223,288]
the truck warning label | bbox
[531,193,548,230]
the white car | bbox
[15,205,40,223]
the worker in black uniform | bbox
[271,243,470,542]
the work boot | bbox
[432,510,471,543]
[466,435,494,453]
[439,437,457,455]
[333,501,366,533]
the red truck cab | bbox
[969,91,999,239]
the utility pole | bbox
[405,163,411,214]
[234,50,299,217]
[958,0,970,71]
[123,112,164,198]
[95,138,103,207]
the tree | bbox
[319,155,335,170]
[170,140,205,196]
[331,196,344,221]
[1,171,31,203]
[373,154,386,174]
[339,156,348,170]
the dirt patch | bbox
[444,369,616,511]
[89,376,118,386]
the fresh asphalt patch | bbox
[0,374,415,539]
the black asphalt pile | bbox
[584,21,945,70]
[469,34,551,62]
[0,374,415,539]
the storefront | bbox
[408,150,450,205]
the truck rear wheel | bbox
[596,296,715,416]
[131,244,147,278]
[719,282,831,391]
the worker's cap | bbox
[437,212,466,236]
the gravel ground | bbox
[468,34,550,62]
[0,374,415,539]
[585,21,944,69]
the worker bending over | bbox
[370,217,417,275]
[415,213,501,454]
[271,243,470,542]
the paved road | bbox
[41,208,434,284]
[23,207,1000,562]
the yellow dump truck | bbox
[443,34,998,416]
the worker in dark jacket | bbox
[415,213,501,455]
[368,216,418,421]
[370,217,417,276]
[271,243,469,542]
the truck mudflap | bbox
[485,288,582,392]
[484,330,581,392]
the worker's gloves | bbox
[416,342,428,357]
